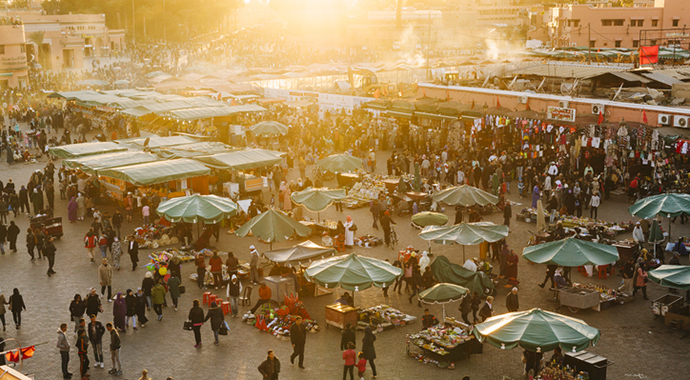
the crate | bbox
[559,288,601,310]
[652,293,684,316]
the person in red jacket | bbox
[342,342,356,380]
[209,252,223,289]
[84,228,97,263]
[250,283,272,314]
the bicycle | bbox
[388,225,399,250]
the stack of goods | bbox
[559,216,631,235]
[133,223,177,249]
[344,180,385,208]
[354,235,383,248]
[147,248,197,264]
[538,363,591,380]
[356,305,416,331]
[241,294,319,340]
[516,207,554,223]
[571,283,626,303]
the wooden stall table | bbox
[381,179,400,194]
[325,303,358,330]
[612,242,638,265]
[337,173,360,188]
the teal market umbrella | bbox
[629,194,690,242]
[431,185,499,207]
[649,220,665,258]
[250,121,288,137]
[522,237,620,267]
[316,154,362,173]
[472,308,601,352]
[419,222,509,261]
[290,187,346,221]
[648,265,690,290]
[412,212,449,254]
[235,209,312,250]
[418,283,469,320]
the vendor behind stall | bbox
[421,309,438,329]
[334,292,354,306]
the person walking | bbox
[356,351,367,380]
[76,328,90,378]
[340,322,356,351]
[479,296,494,322]
[112,210,123,238]
[0,222,8,255]
[57,323,73,379]
[69,294,86,332]
[258,349,281,380]
[506,287,519,312]
[44,236,57,276]
[188,299,205,348]
[380,210,396,247]
[112,293,126,332]
[127,236,139,271]
[142,272,155,310]
[85,288,102,317]
[361,326,377,378]
[0,290,7,331]
[67,197,78,223]
[124,289,138,330]
[209,252,223,289]
[7,221,19,252]
[633,263,649,300]
[106,323,122,376]
[167,274,181,311]
[84,229,97,263]
[249,245,260,285]
[111,237,123,270]
[342,342,356,380]
[226,275,242,318]
[459,293,472,325]
[589,191,600,219]
[98,259,113,302]
[290,316,307,369]
[135,288,148,328]
[621,257,636,296]
[195,252,206,289]
[151,278,167,321]
[8,288,25,329]
[87,314,105,369]
[26,228,36,261]
[204,301,225,346]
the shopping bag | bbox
[179,285,186,294]
[183,320,193,331]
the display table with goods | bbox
[343,181,385,208]
[355,304,417,331]
[516,207,554,223]
[559,283,632,313]
[131,221,178,249]
[558,216,632,237]
[241,294,320,340]
[354,234,384,248]
[325,303,358,329]
[299,218,338,237]
[406,317,482,366]
[534,361,597,380]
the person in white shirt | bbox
[547,162,559,177]
[632,223,645,248]
[589,192,601,219]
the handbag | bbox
[350,223,358,232]
[183,320,193,331]
[179,285,186,294]
[218,323,228,336]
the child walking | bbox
[356,351,367,380]
[342,342,356,380]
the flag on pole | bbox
[5,346,36,362]
[230,99,239,106]
[642,109,648,124]
[471,99,475,110]
[373,89,380,99]
[526,99,530,111]
[422,89,427,98]
[496,96,501,108]
[446,90,450,101]
[21,346,36,359]
[598,111,604,125]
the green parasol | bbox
[304,252,403,305]
[472,308,601,352]
[648,265,690,290]
[290,187,346,221]
[316,154,362,173]
[629,194,690,242]
[429,255,495,296]
[418,283,470,320]
[412,212,449,227]
[156,194,237,224]
[522,237,619,267]
[250,121,288,137]
[419,222,509,261]
[649,220,665,258]
[432,185,499,207]
[235,209,311,250]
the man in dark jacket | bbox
[503,201,512,227]
[204,301,225,346]
[85,288,102,317]
[106,323,122,375]
[44,236,57,276]
[88,314,105,368]
[459,293,472,325]
[127,237,139,271]
[258,349,281,380]
[380,210,396,247]
[7,221,19,252]
[76,329,89,378]
[289,316,307,369]
[18,186,29,214]
[340,323,356,351]
[506,287,519,312]
[112,210,123,238]
[421,309,438,329]
[479,296,494,322]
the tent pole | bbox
[463,245,466,262]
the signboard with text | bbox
[547,106,576,122]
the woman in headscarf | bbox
[76,193,86,220]
[361,326,378,378]
[283,184,292,211]
[67,197,78,223]
[344,216,355,247]
[279,181,287,209]
[112,292,127,331]
[506,249,519,281]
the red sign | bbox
[639,45,659,65]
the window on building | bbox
[568,19,580,27]
[589,40,596,48]
[652,19,658,27]
[615,41,622,47]
[602,20,612,26]
[0,45,4,54]
[633,40,639,47]
[673,19,679,27]
[613,19,624,26]
[631,20,644,27]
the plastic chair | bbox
[239,286,252,306]
[208,294,218,305]
[202,292,212,306]
[335,234,346,252]
[597,265,609,279]
[221,301,231,315]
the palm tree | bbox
[28,31,45,65]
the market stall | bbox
[407,318,482,366]
[242,293,320,340]
[420,222,509,262]
[429,255,496,296]
[62,151,160,174]
[49,141,128,159]
[649,265,690,330]
[193,149,285,196]
[291,187,346,221]
[235,209,312,250]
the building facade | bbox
[550,0,689,49]
[0,21,29,89]
[0,11,125,71]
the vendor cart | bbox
[652,293,684,318]
[405,191,431,211]
[30,215,63,239]
[324,303,358,330]
[559,287,601,313]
